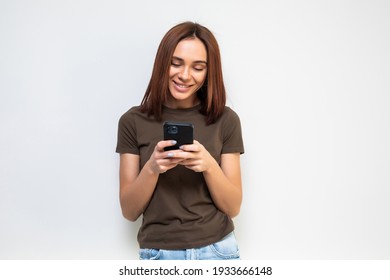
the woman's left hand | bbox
[176,140,216,172]
[177,140,243,218]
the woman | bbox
[116,22,244,260]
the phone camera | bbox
[167,125,178,134]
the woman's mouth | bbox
[173,80,193,91]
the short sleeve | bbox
[221,108,245,154]
[115,109,140,155]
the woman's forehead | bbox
[173,38,207,62]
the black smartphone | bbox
[163,122,194,151]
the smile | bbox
[173,80,192,88]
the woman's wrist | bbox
[145,159,161,176]
[202,155,218,174]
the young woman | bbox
[116,22,244,260]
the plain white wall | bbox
[1,0,389,259]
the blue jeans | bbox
[139,232,240,260]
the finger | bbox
[157,157,185,166]
[170,151,195,160]
[156,140,177,152]
[179,144,198,152]
[163,151,183,159]
[156,150,185,160]
[180,140,201,152]
[165,158,185,164]
[154,150,175,160]
[179,158,198,166]
[158,161,181,173]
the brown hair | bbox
[140,22,226,125]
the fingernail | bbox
[167,152,174,157]
[171,140,177,145]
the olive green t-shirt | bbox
[116,104,244,249]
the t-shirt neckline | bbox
[162,104,202,113]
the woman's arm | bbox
[203,153,242,218]
[119,140,184,221]
[178,141,243,218]
[119,154,158,221]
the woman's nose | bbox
[178,67,190,80]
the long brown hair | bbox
[140,22,226,125]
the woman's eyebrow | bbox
[172,56,207,64]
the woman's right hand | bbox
[119,140,182,221]
[149,140,184,174]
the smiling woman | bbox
[139,22,227,125]
[167,38,208,108]
[116,22,245,260]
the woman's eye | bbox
[171,62,181,67]
[194,67,205,71]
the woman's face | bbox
[166,37,207,109]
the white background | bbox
[1,0,389,260]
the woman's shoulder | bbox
[220,106,241,122]
[118,106,147,128]
[121,105,142,116]
[223,106,238,115]
[119,105,146,121]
